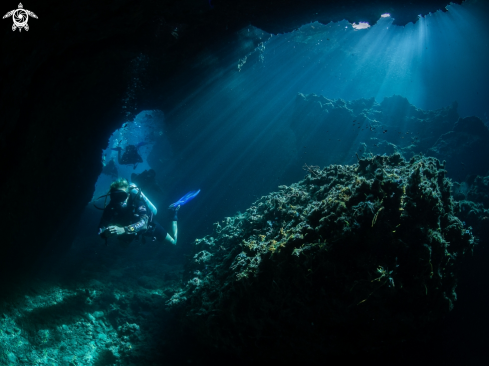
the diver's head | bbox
[109,178,130,207]
[110,177,129,192]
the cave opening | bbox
[92,110,166,204]
[1,1,489,365]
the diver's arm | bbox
[124,205,149,234]
[123,215,148,234]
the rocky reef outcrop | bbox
[168,154,473,361]
[291,94,489,186]
[429,116,489,182]
[466,175,489,208]
[290,94,459,169]
[451,173,489,245]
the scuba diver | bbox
[97,178,179,247]
[112,144,143,169]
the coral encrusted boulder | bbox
[168,153,474,361]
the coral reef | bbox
[169,153,474,361]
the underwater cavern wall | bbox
[2,0,489,365]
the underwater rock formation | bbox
[168,154,474,361]
[429,116,489,182]
[452,174,489,208]
[102,159,118,178]
[455,199,488,245]
[466,175,489,209]
[0,236,185,366]
[291,94,489,185]
[291,93,459,168]
[451,173,489,245]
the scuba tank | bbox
[129,183,157,216]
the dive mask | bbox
[110,189,129,204]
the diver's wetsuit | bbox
[98,195,167,245]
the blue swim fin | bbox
[169,189,200,208]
